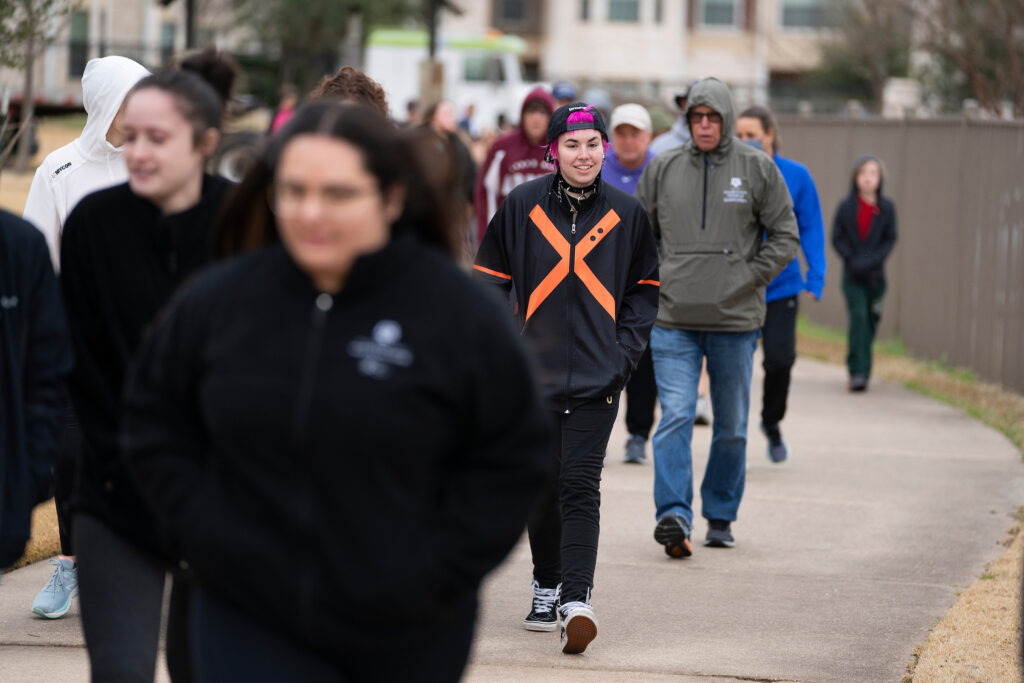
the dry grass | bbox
[798,317,1024,682]
[9,500,61,570]
[903,517,1023,683]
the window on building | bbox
[496,0,526,22]
[160,21,176,66]
[493,0,540,32]
[700,0,741,27]
[781,0,826,28]
[68,11,89,76]
[580,0,590,21]
[655,0,664,22]
[609,0,640,21]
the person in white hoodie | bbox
[21,55,149,621]
[23,55,150,269]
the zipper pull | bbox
[571,206,577,235]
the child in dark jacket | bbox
[831,155,898,391]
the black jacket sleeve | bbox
[615,206,660,377]
[831,200,855,264]
[423,297,551,594]
[472,202,516,306]
[120,282,211,558]
[23,228,72,503]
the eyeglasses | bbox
[687,111,723,126]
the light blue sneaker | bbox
[32,558,78,619]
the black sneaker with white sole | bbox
[522,580,559,632]
[704,519,735,548]
[653,513,693,558]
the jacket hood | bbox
[520,86,556,122]
[76,56,151,161]
[684,77,734,156]
[849,154,885,198]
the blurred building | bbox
[442,0,833,112]
[0,0,235,109]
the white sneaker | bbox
[559,600,598,654]
[694,395,712,426]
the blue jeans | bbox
[650,326,759,527]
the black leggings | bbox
[528,394,618,603]
[75,514,190,683]
[189,583,474,682]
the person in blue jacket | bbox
[735,106,826,463]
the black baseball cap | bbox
[546,102,609,144]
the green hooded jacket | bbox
[635,78,799,331]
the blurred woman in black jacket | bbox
[122,102,551,682]
[831,155,897,391]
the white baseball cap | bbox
[609,103,652,132]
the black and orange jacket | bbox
[474,172,659,409]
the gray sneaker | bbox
[623,434,646,464]
[32,558,78,619]
[704,519,735,548]
[760,422,791,464]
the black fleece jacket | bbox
[0,211,72,567]
[59,175,231,553]
[831,161,898,285]
[121,236,551,652]
[474,173,659,410]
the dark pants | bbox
[189,583,474,683]
[75,514,190,683]
[54,392,80,555]
[761,295,799,427]
[528,394,618,603]
[841,274,886,377]
[625,346,657,439]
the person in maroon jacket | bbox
[473,86,556,244]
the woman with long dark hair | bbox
[59,69,231,681]
[121,102,551,681]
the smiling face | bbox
[123,88,218,214]
[273,135,404,293]
[556,128,604,187]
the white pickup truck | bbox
[364,28,535,132]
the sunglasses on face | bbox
[687,111,723,125]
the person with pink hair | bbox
[474,102,659,654]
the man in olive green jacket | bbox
[636,78,798,555]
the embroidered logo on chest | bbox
[346,320,414,379]
[723,177,748,204]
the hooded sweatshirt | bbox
[831,155,897,284]
[473,87,557,242]
[635,78,799,332]
[22,56,150,268]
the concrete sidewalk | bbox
[1,356,1021,682]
